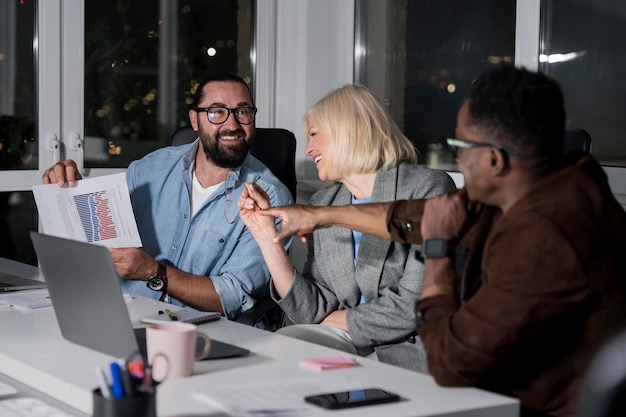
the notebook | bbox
[30,231,249,361]
[141,308,221,325]
[0,272,47,292]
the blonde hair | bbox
[303,84,417,177]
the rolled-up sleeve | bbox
[386,199,427,244]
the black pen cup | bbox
[93,388,156,417]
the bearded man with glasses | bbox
[42,73,293,325]
[248,65,626,415]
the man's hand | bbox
[109,247,157,281]
[41,160,83,187]
[259,205,327,243]
[419,188,480,300]
[421,188,478,241]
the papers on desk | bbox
[0,289,134,310]
[141,308,221,324]
[192,375,367,417]
[32,173,142,248]
[0,289,51,309]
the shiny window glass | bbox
[0,1,38,265]
[355,0,516,170]
[540,0,626,167]
[0,0,37,171]
[84,0,254,168]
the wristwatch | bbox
[422,238,454,259]
[146,263,167,293]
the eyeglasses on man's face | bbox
[195,106,257,125]
[446,138,519,159]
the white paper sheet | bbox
[32,173,142,248]
[0,289,52,309]
[0,289,134,310]
[192,375,367,417]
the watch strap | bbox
[156,262,166,278]
[157,264,168,302]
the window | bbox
[0,0,255,265]
[0,1,38,265]
[540,0,626,166]
[356,1,626,170]
[84,0,254,168]
[355,0,516,169]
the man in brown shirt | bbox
[244,65,626,416]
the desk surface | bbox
[0,260,519,417]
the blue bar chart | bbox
[33,172,142,248]
[73,190,118,242]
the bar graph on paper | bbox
[32,173,142,248]
[73,190,118,242]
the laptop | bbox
[30,231,249,360]
[0,272,47,292]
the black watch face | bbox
[147,276,165,291]
[425,239,447,258]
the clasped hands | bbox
[238,183,321,243]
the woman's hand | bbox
[238,183,280,243]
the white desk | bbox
[0,260,519,417]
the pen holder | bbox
[93,388,156,417]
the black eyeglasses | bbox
[195,106,257,125]
[446,138,519,158]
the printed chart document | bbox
[32,173,142,248]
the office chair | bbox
[170,125,297,200]
[579,327,626,417]
[564,129,592,154]
[170,125,297,329]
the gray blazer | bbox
[273,162,456,372]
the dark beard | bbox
[201,131,251,169]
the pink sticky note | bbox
[299,353,357,372]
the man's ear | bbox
[189,109,199,131]
[488,148,509,176]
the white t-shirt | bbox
[191,169,223,217]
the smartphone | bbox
[304,388,402,409]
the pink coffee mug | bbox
[146,322,211,381]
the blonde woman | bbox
[239,84,455,372]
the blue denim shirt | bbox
[120,140,293,319]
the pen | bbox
[109,361,126,399]
[164,308,178,321]
[142,364,154,394]
[117,359,134,397]
[94,365,112,399]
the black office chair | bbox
[564,129,592,154]
[170,125,297,200]
[579,327,626,417]
[170,125,297,329]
